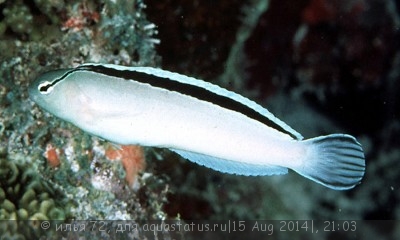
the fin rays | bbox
[294,134,365,190]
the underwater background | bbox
[0,0,399,239]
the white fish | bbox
[29,63,365,190]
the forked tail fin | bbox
[293,134,365,190]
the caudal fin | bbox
[293,134,365,190]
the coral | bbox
[0,0,398,238]
[33,0,65,25]
[99,0,160,65]
[0,0,66,41]
[61,2,100,32]
[2,1,34,36]
[105,145,146,189]
[0,0,170,238]
[74,142,167,220]
[0,156,66,221]
[43,143,61,168]
[0,153,67,239]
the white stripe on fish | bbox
[29,63,365,190]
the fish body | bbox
[29,63,365,190]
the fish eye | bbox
[38,81,54,94]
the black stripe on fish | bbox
[68,64,298,139]
[38,69,76,93]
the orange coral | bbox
[105,145,146,188]
[43,143,60,168]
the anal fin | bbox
[169,148,288,176]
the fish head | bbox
[29,68,80,121]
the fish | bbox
[29,63,365,190]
